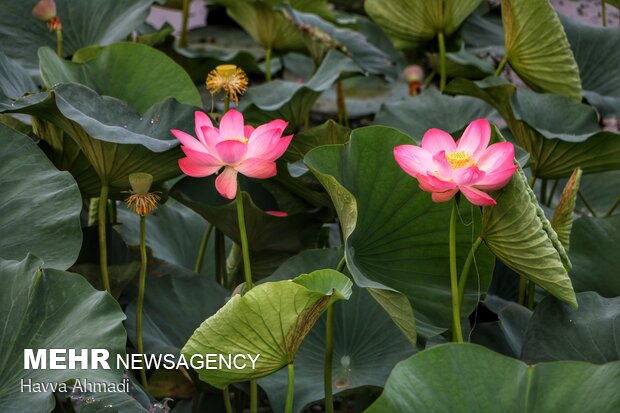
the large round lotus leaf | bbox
[561,15,620,116]
[240,49,361,130]
[213,0,332,52]
[125,271,229,355]
[171,176,324,279]
[117,199,217,278]
[0,123,82,270]
[481,139,577,307]
[522,292,620,364]
[366,343,620,412]
[304,126,495,330]
[182,270,352,388]
[280,5,398,81]
[575,171,620,216]
[364,0,482,50]
[39,43,201,112]
[0,255,127,412]
[568,215,620,298]
[0,0,161,73]
[0,50,37,99]
[70,376,152,413]
[373,89,495,141]
[258,249,416,413]
[501,0,582,101]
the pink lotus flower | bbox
[32,0,56,21]
[172,110,292,199]
[394,119,517,206]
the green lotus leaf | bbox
[116,199,219,278]
[428,47,496,79]
[240,49,361,130]
[283,119,351,163]
[366,343,620,412]
[364,0,482,50]
[574,171,620,216]
[0,50,37,99]
[568,215,620,298]
[258,249,415,413]
[279,5,398,81]
[0,0,161,73]
[0,255,127,412]
[481,140,577,307]
[214,0,332,52]
[501,0,582,101]
[304,126,495,331]
[561,15,620,116]
[373,89,495,141]
[171,176,324,279]
[522,292,620,364]
[0,124,82,270]
[70,376,151,413]
[445,77,620,178]
[182,269,352,388]
[125,270,229,356]
[551,168,582,250]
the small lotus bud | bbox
[265,210,288,217]
[129,172,154,196]
[32,0,57,22]
[403,65,424,83]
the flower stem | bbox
[526,280,536,309]
[250,380,258,413]
[547,179,559,207]
[180,0,191,47]
[224,95,230,113]
[324,305,334,413]
[457,236,483,307]
[285,362,295,413]
[602,0,607,27]
[518,275,527,305]
[449,200,463,343]
[55,28,62,57]
[223,386,233,413]
[235,185,253,290]
[437,31,447,92]
[265,47,272,82]
[578,189,598,217]
[336,81,349,127]
[215,229,226,286]
[137,216,148,390]
[494,56,507,77]
[605,195,620,217]
[194,224,213,273]
[98,184,111,294]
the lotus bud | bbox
[403,65,424,96]
[32,0,56,22]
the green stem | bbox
[336,81,349,127]
[518,275,527,306]
[250,380,258,413]
[540,179,548,205]
[55,28,62,57]
[265,47,272,82]
[223,387,233,413]
[437,31,447,92]
[180,0,191,47]
[324,304,334,413]
[235,184,253,291]
[578,189,598,217]
[602,0,608,27]
[528,175,536,189]
[215,229,226,286]
[194,224,213,273]
[527,281,536,310]
[137,216,148,390]
[108,200,117,225]
[336,256,346,272]
[449,200,463,343]
[494,56,507,77]
[457,236,483,307]
[284,362,295,413]
[98,184,111,294]
[224,95,230,113]
[605,195,620,217]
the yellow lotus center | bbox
[445,151,474,169]
[215,64,238,79]
[224,136,248,144]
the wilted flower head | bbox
[171,110,292,199]
[206,64,248,104]
[125,172,161,216]
[32,0,56,21]
[394,119,518,206]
